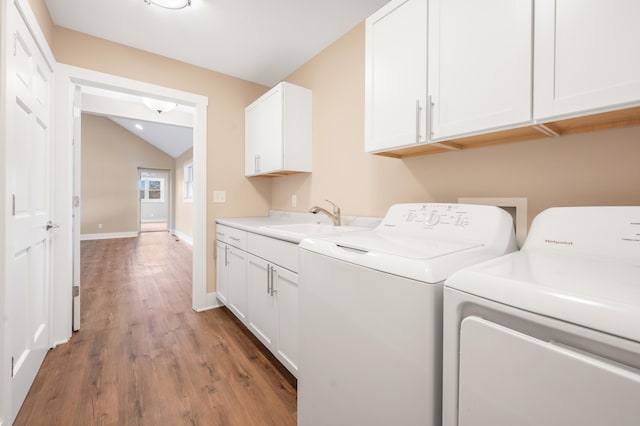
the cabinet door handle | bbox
[415,99,422,144]
[428,95,434,139]
[266,264,272,295]
[216,232,225,237]
[224,245,228,266]
[229,236,240,242]
[255,154,261,174]
[270,266,277,295]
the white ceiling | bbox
[82,86,194,158]
[45,0,390,86]
[108,116,193,158]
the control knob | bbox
[425,212,440,227]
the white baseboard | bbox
[80,232,138,241]
[171,229,193,245]
[141,219,168,223]
[195,292,224,312]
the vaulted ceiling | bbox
[45,0,389,86]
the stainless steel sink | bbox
[263,223,368,237]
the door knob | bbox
[46,221,60,231]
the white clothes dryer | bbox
[443,206,640,426]
[297,203,517,426]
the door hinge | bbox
[72,286,80,298]
[13,32,17,56]
[73,196,80,208]
[11,356,14,377]
[12,194,16,216]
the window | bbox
[140,177,165,202]
[184,161,193,201]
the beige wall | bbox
[81,114,175,235]
[273,23,640,227]
[27,0,53,46]
[174,147,194,239]
[53,26,271,292]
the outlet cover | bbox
[213,191,226,203]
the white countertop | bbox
[216,210,381,243]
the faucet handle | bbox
[325,199,340,214]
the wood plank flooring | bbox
[15,232,297,425]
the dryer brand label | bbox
[544,239,574,246]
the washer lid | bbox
[326,230,483,259]
[300,230,507,284]
[446,250,640,342]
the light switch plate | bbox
[213,190,226,203]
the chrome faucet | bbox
[309,199,341,226]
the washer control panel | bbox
[385,204,471,229]
[377,203,513,243]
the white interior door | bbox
[72,85,82,331]
[4,3,54,421]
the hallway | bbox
[15,232,297,425]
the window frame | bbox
[183,161,194,202]
[140,177,166,203]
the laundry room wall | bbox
[271,23,640,229]
[81,113,174,236]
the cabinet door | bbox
[257,86,284,173]
[535,0,640,120]
[227,246,248,323]
[215,241,228,304]
[365,0,428,153]
[247,255,277,349]
[245,88,283,176]
[429,0,532,140]
[274,266,298,376]
[244,104,258,176]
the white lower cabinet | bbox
[215,241,249,324]
[227,246,248,323]
[247,255,277,347]
[215,240,229,305]
[216,222,299,377]
[273,266,298,374]
[247,253,299,376]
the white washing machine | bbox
[297,203,517,426]
[442,206,640,426]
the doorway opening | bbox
[54,64,209,345]
[139,169,171,233]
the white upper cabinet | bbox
[365,0,428,153]
[245,82,312,177]
[429,0,533,141]
[535,0,640,121]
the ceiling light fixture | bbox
[144,0,191,10]
[142,97,179,114]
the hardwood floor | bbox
[15,232,297,425]
[140,222,168,232]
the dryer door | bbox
[458,316,640,426]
